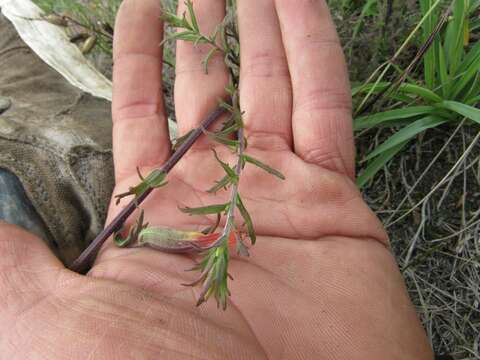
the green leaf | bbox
[363,116,448,161]
[180,203,229,216]
[122,169,167,199]
[357,142,408,188]
[451,45,480,99]
[206,130,239,147]
[439,100,480,124]
[207,175,231,193]
[399,83,443,103]
[464,74,480,104]
[236,194,256,245]
[161,12,186,28]
[144,169,167,188]
[243,155,285,180]
[202,47,218,74]
[213,150,238,183]
[217,122,241,137]
[420,0,437,90]
[354,106,440,130]
[113,231,131,247]
[169,31,203,43]
[457,36,480,74]
[444,0,466,75]
[114,210,148,247]
[352,82,443,103]
[185,0,199,32]
[437,42,450,97]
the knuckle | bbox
[294,87,352,114]
[302,147,347,174]
[242,51,289,79]
[113,103,160,122]
[246,131,291,151]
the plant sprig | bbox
[72,1,285,309]
[160,1,284,309]
[34,0,117,54]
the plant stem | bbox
[210,127,245,249]
[63,15,114,41]
[69,106,227,273]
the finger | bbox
[275,0,355,178]
[174,0,229,137]
[238,0,293,151]
[112,0,170,182]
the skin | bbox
[0,0,434,359]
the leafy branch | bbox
[33,0,116,54]
[159,1,284,309]
[71,1,285,310]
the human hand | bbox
[0,0,433,358]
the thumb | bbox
[0,222,69,312]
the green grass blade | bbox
[419,0,437,89]
[437,41,450,97]
[471,17,480,31]
[461,72,480,104]
[353,82,443,103]
[352,82,390,97]
[357,142,407,188]
[457,39,480,73]
[444,0,466,75]
[355,106,438,130]
[439,100,480,124]
[451,54,480,99]
[470,0,480,11]
[363,116,448,161]
[355,0,442,113]
[400,83,444,103]
[180,203,229,215]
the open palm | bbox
[0,0,433,359]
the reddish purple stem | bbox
[69,106,227,273]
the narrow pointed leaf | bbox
[363,116,448,161]
[354,106,439,130]
[437,42,450,97]
[161,12,186,28]
[236,195,256,245]
[353,82,443,103]
[169,31,203,43]
[144,169,167,188]
[451,48,480,98]
[213,150,238,182]
[202,47,218,74]
[399,83,443,103]
[439,100,480,124]
[113,232,131,247]
[357,142,407,188]
[180,203,229,216]
[207,175,231,194]
[206,131,239,146]
[185,0,199,32]
[243,155,285,180]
